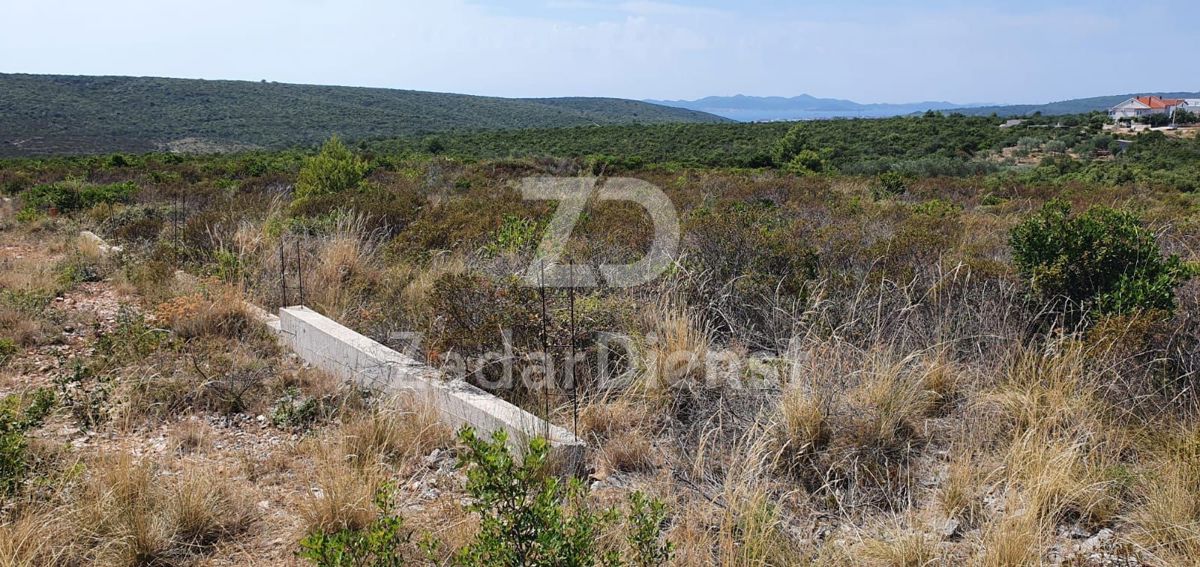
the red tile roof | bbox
[1136,96,1184,109]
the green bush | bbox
[872,171,909,199]
[294,136,368,201]
[453,428,613,566]
[481,214,544,257]
[299,483,412,566]
[298,428,673,567]
[20,180,137,213]
[1010,200,1194,316]
[0,388,56,495]
[0,338,16,367]
[451,428,671,567]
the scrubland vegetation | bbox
[2,113,1199,565]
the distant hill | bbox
[650,91,1200,121]
[0,74,729,157]
[646,94,983,121]
[952,92,1200,117]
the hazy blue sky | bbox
[2,0,1194,103]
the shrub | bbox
[453,428,613,566]
[295,137,369,202]
[0,338,16,367]
[452,428,672,567]
[20,180,137,214]
[0,388,56,494]
[299,484,413,567]
[872,171,909,199]
[1010,200,1194,316]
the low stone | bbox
[940,518,960,539]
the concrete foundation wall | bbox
[277,306,583,463]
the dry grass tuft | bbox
[300,446,383,535]
[339,395,450,469]
[1127,425,1200,563]
[0,507,68,566]
[169,418,212,455]
[598,429,658,474]
[978,510,1045,567]
[154,289,260,341]
[642,301,711,393]
[855,519,942,566]
[938,453,989,529]
[67,453,257,565]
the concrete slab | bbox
[278,306,583,464]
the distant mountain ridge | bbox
[650,92,1200,121]
[646,94,985,121]
[0,73,729,157]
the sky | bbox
[1,0,1195,104]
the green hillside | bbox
[956,92,1200,117]
[0,74,728,157]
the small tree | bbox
[1009,200,1194,317]
[295,136,368,201]
[872,171,909,199]
[452,428,672,567]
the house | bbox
[1109,96,1186,120]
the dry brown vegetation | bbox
[2,152,1199,565]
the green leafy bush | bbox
[0,388,56,495]
[872,171,909,199]
[626,491,672,567]
[452,428,671,567]
[481,214,544,257]
[294,136,368,202]
[20,180,137,213]
[299,483,412,566]
[454,428,612,566]
[1010,200,1194,316]
[0,338,16,367]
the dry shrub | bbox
[383,254,467,330]
[125,342,278,423]
[339,395,450,469]
[777,347,943,507]
[154,289,260,341]
[598,429,657,474]
[67,454,257,565]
